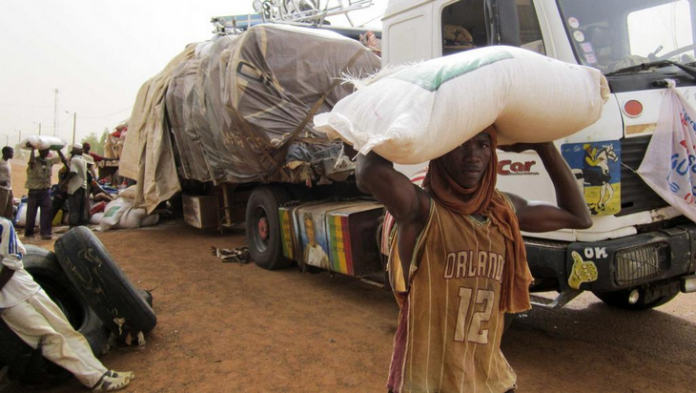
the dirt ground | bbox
[0,220,693,393]
[2,163,696,393]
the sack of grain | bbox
[314,46,609,164]
[100,198,133,230]
[21,135,65,151]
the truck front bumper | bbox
[525,223,696,294]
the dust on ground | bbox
[4,219,695,393]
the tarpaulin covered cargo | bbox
[175,24,381,183]
[123,24,380,213]
[120,44,196,214]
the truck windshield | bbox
[557,0,696,74]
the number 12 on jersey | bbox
[454,287,495,345]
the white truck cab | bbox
[383,0,696,309]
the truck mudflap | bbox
[525,224,696,295]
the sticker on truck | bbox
[562,140,622,216]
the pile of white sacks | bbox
[16,186,159,231]
[91,186,159,230]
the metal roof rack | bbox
[256,0,373,26]
[212,0,378,38]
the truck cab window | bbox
[627,1,694,63]
[441,0,487,56]
[441,0,545,57]
[559,0,696,74]
[517,0,545,55]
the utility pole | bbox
[72,112,77,145]
[54,89,60,137]
[18,130,21,144]
[39,123,42,136]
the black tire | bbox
[137,288,153,307]
[246,185,292,270]
[22,245,110,355]
[54,227,157,337]
[503,313,515,333]
[0,245,110,382]
[593,288,679,311]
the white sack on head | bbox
[314,46,609,164]
[20,136,65,151]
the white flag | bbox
[638,79,696,222]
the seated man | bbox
[0,218,134,391]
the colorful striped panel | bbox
[279,208,294,260]
[328,216,345,274]
[341,215,354,276]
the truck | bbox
[164,0,696,312]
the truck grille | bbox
[617,136,669,216]
[615,243,667,285]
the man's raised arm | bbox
[355,151,429,226]
[502,142,592,233]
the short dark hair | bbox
[2,146,13,156]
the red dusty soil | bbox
[3,219,696,393]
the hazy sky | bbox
[0,0,386,148]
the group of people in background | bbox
[0,142,116,240]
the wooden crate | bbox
[183,194,219,229]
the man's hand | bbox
[504,141,592,232]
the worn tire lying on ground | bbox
[54,227,157,338]
[0,245,110,383]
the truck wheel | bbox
[246,185,292,270]
[593,288,679,311]
[54,227,157,338]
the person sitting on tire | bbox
[0,218,134,391]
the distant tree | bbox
[81,131,106,156]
